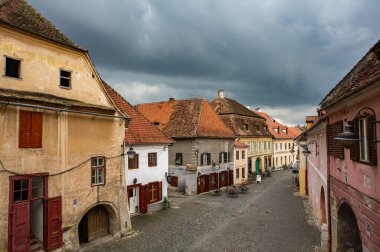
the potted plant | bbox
[163,196,171,209]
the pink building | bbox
[298,117,329,250]
[320,40,380,252]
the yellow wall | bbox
[0,26,129,251]
[0,26,112,107]
[234,146,248,184]
[240,136,273,172]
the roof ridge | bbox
[136,97,206,107]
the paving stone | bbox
[90,170,320,252]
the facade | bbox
[137,98,235,195]
[297,118,329,250]
[210,90,273,174]
[256,111,299,169]
[319,40,380,251]
[0,1,131,251]
[233,140,249,185]
[105,83,173,215]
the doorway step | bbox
[30,235,43,252]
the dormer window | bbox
[5,56,21,78]
[274,128,278,133]
[243,123,249,131]
[254,124,260,132]
[60,69,71,88]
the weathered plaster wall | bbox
[0,107,127,251]
[327,81,380,252]
[0,26,112,107]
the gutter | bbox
[0,101,131,120]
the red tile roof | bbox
[104,83,173,144]
[0,0,84,51]
[255,111,297,139]
[288,126,303,138]
[320,40,380,109]
[234,140,249,148]
[136,98,235,139]
[210,97,264,118]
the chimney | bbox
[217,90,224,98]
[169,98,175,102]
[277,126,280,134]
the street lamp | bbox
[335,107,380,149]
[302,140,318,158]
[165,172,172,184]
[126,146,136,159]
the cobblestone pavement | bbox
[91,170,320,252]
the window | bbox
[254,124,259,132]
[235,151,239,160]
[175,153,183,165]
[59,69,71,88]
[254,141,257,151]
[359,118,369,162]
[275,143,278,151]
[268,141,271,151]
[153,122,160,126]
[288,143,291,149]
[264,141,267,151]
[31,177,45,199]
[280,143,282,150]
[327,121,344,159]
[219,152,229,163]
[148,152,157,167]
[285,156,287,165]
[201,153,211,166]
[91,157,105,186]
[148,181,162,203]
[242,168,245,178]
[243,123,249,131]
[242,151,245,159]
[281,157,283,165]
[13,178,29,202]
[5,56,21,78]
[276,157,278,166]
[259,141,262,151]
[236,168,240,179]
[19,110,43,148]
[128,154,139,169]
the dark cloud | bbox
[29,0,380,124]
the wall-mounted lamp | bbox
[165,172,172,184]
[335,107,380,149]
[127,146,136,159]
[212,162,221,171]
[302,140,318,158]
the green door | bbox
[255,158,260,173]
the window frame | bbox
[128,154,139,169]
[19,110,43,148]
[359,118,369,162]
[175,153,183,165]
[91,156,106,186]
[236,168,240,179]
[235,151,239,160]
[148,152,157,167]
[59,69,72,89]
[242,150,245,159]
[4,55,22,79]
[200,153,211,166]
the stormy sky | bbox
[29,0,380,125]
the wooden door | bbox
[87,206,108,242]
[140,185,148,214]
[205,175,210,192]
[128,187,140,214]
[170,176,178,187]
[197,176,202,194]
[229,170,233,185]
[46,196,62,250]
[9,201,30,252]
[219,172,226,188]
[209,173,216,190]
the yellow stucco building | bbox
[0,1,131,251]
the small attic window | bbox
[60,69,71,88]
[243,123,249,131]
[5,56,21,78]
[154,122,160,126]
[274,128,278,133]
[254,124,260,132]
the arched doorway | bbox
[338,203,362,252]
[320,187,326,224]
[78,205,113,243]
[255,158,261,173]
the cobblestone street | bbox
[91,170,320,252]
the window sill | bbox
[128,167,139,170]
[3,75,22,80]
[91,183,105,187]
[59,85,72,90]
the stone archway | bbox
[337,202,362,252]
[320,187,326,224]
[78,203,118,244]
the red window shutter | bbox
[350,120,360,162]
[207,153,211,165]
[327,124,334,156]
[139,185,148,213]
[333,121,344,159]
[46,196,62,251]
[30,112,43,148]
[19,111,32,147]
[158,181,162,201]
[367,116,377,166]
[9,201,30,252]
